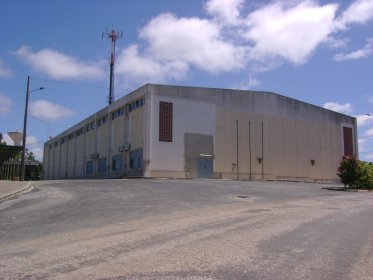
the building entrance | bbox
[197,157,213,179]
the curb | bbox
[322,187,373,192]
[0,182,34,203]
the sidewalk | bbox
[0,180,32,201]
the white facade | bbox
[43,84,358,182]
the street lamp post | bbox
[20,76,45,181]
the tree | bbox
[26,150,35,161]
[337,156,361,188]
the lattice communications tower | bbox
[102,29,123,105]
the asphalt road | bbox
[0,179,373,279]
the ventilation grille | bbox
[343,126,354,156]
[159,101,173,142]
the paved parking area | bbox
[0,179,373,279]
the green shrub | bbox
[337,156,361,188]
[357,161,373,190]
[337,157,373,189]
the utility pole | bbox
[102,29,123,105]
[20,76,30,181]
[20,76,45,181]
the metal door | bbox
[197,157,213,179]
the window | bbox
[159,101,173,142]
[128,97,145,112]
[343,126,354,156]
[97,116,107,126]
[117,108,124,117]
[86,160,93,176]
[76,128,83,136]
[54,142,58,147]
[98,158,107,173]
[112,155,122,171]
[130,150,142,169]
[111,108,125,120]
[86,122,96,131]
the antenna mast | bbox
[102,29,123,105]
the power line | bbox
[31,76,108,90]
[28,115,68,129]
[360,151,373,154]
[359,135,373,140]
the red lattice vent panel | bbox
[159,101,173,142]
[343,126,354,156]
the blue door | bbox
[197,157,213,179]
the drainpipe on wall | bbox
[249,121,252,180]
[261,121,264,181]
[236,119,239,180]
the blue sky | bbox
[0,0,373,161]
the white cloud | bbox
[31,147,44,161]
[10,0,367,86]
[355,114,373,126]
[326,37,350,49]
[361,94,373,104]
[365,153,373,160]
[336,0,373,29]
[0,59,11,77]
[363,127,373,137]
[323,102,353,114]
[29,100,76,121]
[114,0,373,85]
[25,135,43,160]
[26,135,38,145]
[116,45,189,83]
[244,1,338,64]
[139,13,246,73]
[13,46,104,80]
[358,128,373,160]
[333,38,373,61]
[205,0,244,25]
[236,74,261,90]
[358,137,367,147]
[0,93,12,115]
[367,96,373,104]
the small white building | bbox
[43,84,358,182]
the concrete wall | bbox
[75,133,84,178]
[214,113,345,182]
[67,138,75,178]
[145,84,357,182]
[146,93,216,178]
[43,85,148,180]
[43,84,357,183]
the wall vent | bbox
[90,153,99,159]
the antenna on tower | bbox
[102,28,123,105]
